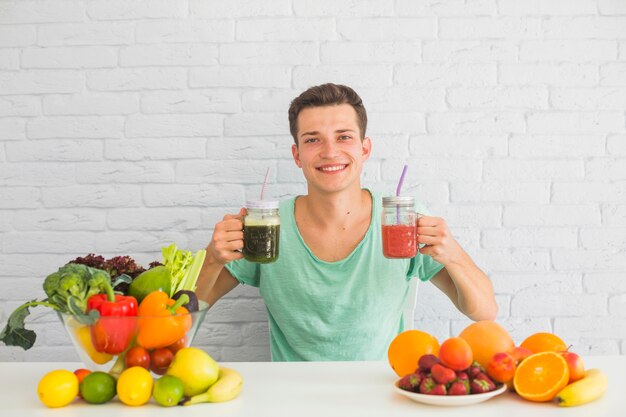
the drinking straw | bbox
[259,167,270,200]
[395,165,408,224]
[396,164,408,197]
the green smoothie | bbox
[243,218,280,263]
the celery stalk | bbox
[176,249,206,293]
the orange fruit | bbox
[458,321,515,368]
[513,352,570,402]
[388,330,440,377]
[520,332,568,353]
[438,337,473,371]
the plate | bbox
[394,380,507,407]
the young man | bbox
[196,83,497,361]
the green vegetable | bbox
[128,265,172,303]
[0,263,113,350]
[161,244,206,296]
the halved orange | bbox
[513,351,570,402]
[520,332,568,353]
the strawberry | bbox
[470,378,496,394]
[419,376,436,394]
[474,372,496,385]
[398,373,421,392]
[456,371,469,381]
[418,354,440,372]
[467,361,485,379]
[448,381,468,396]
[431,363,456,385]
[461,378,471,393]
[431,384,447,396]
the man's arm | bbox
[418,216,498,321]
[195,262,240,306]
[195,208,246,306]
[430,263,497,321]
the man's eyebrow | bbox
[300,128,356,137]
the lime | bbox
[80,371,116,404]
[117,366,154,406]
[153,375,184,407]
[37,369,79,408]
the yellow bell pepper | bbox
[74,324,113,365]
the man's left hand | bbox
[416,215,463,266]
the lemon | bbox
[80,371,116,404]
[166,347,219,396]
[153,375,184,407]
[37,369,79,408]
[117,366,154,406]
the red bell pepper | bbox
[87,284,137,355]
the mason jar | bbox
[381,196,418,259]
[243,200,280,263]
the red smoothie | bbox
[382,224,417,259]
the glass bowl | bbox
[58,300,209,374]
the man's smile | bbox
[316,164,349,172]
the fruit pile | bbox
[399,352,500,396]
[389,321,608,407]
[397,336,501,396]
[37,347,243,409]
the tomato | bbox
[150,347,174,375]
[125,346,150,370]
[167,336,187,354]
[73,369,91,399]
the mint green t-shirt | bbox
[225,191,443,361]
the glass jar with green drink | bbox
[243,200,280,263]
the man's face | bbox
[291,104,371,195]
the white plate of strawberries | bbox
[393,354,507,407]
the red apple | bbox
[485,352,516,383]
[509,346,533,364]
[560,351,585,383]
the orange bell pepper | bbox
[136,291,192,350]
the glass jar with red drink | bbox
[381,196,418,259]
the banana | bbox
[184,367,243,405]
[555,368,608,407]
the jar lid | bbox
[246,200,279,209]
[382,196,414,207]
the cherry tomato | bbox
[167,336,187,354]
[150,348,174,375]
[125,346,150,370]
[73,368,91,399]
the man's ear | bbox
[292,144,302,168]
[362,137,372,161]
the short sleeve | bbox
[408,252,444,282]
[225,259,261,287]
[406,200,444,282]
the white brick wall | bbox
[1,0,625,362]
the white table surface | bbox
[0,356,619,417]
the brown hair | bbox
[288,83,367,145]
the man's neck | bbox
[297,187,371,229]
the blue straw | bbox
[395,165,408,224]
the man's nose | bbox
[319,139,338,158]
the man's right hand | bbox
[206,208,246,265]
